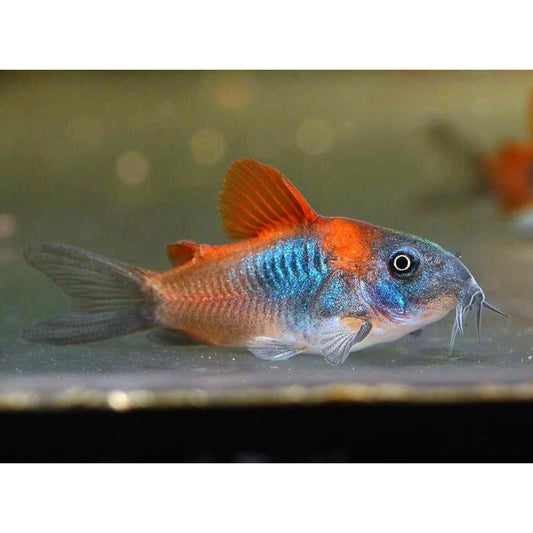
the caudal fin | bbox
[23,243,157,344]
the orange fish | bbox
[481,92,533,236]
[481,142,533,235]
[24,159,506,365]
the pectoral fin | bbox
[320,319,372,366]
[248,337,304,361]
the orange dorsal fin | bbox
[219,158,319,239]
[166,240,205,267]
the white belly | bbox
[297,309,451,355]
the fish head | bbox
[361,229,506,350]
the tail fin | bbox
[23,243,157,344]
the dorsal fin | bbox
[166,240,205,267]
[219,159,319,239]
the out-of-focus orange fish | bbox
[482,143,533,235]
[426,92,533,237]
[481,92,533,236]
[24,159,505,365]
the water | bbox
[1,71,532,408]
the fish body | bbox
[154,219,454,358]
[24,159,505,365]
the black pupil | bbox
[394,255,410,271]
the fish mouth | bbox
[449,284,509,354]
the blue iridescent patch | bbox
[240,237,330,327]
[374,279,407,314]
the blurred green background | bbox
[2,71,532,260]
[1,71,533,384]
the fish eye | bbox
[388,249,420,278]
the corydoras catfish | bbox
[23,159,506,365]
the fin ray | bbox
[220,159,318,239]
[320,321,372,366]
[248,337,303,361]
[23,243,156,344]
